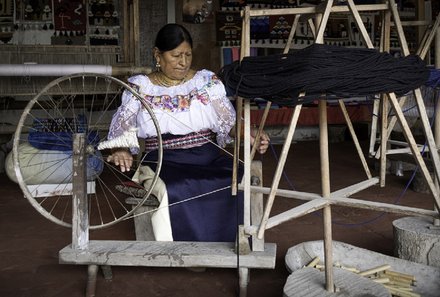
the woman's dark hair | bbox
[154,23,193,52]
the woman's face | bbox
[156,41,193,80]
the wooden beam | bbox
[60,241,277,269]
[245,4,389,17]
[72,133,89,250]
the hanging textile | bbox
[88,0,120,46]
[0,0,14,44]
[52,0,86,45]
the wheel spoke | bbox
[13,73,162,229]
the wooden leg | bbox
[101,265,113,281]
[133,205,156,241]
[250,161,264,252]
[85,264,98,297]
[238,267,249,297]
[236,225,251,255]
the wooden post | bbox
[72,133,89,250]
[128,2,135,64]
[244,99,251,227]
[315,1,334,292]
[232,6,251,196]
[416,0,426,46]
[379,8,391,187]
[380,94,388,187]
[132,0,140,66]
[85,264,98,297]
[434,26,440,226]
[319,98,334,292]
[122,1,130,63]
[369,10,391,157]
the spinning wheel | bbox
[12,73,163,229]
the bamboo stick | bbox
[283,14,300,54]
[383,285,421,297]
[306,256,320,268]
[256,104,302,239]
[383,270,416,281]
[358,264,391,276]
[371,277,390,284]
[338,99,372,179]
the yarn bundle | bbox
[218,44,429,106]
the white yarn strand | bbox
[97,127,140,150]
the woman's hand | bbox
[250,127,270,154]
[106,148,133,172]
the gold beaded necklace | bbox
[153,71,188,87]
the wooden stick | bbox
[283,14,300,54]
[380,94,388,187]
[243,99,252,227]
[306,256,320,267]
[250,102,271,161]
[384,270,416,281]
[385,284,413,291]
[315,2,335,292]
[346,0,374,48]
[132,0,140,66]
[388,280,413,288]
[387,92,440,210]
[358,264,391,276]
[383,285,421,297]
[338,99,372,179]
[257,104,302,239]
[372,277,390,284]
[339,265,360,273]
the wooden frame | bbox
[235,0,440,293]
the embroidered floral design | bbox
[142,81,214,112]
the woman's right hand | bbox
[106,148,133,173]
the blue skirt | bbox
[145,143,244,242]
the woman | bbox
[107,23,269,242]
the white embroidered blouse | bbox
[108,69,236,154]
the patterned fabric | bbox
[108,69,236,154]
[145,130,216,151]
[141,83,213,112]
[53,0,86,32]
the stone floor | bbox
[0,140,436,297]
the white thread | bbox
[124,185,231,221]
[97,127,139,150]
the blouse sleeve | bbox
[107,79,142,154]
[205,74,236,147]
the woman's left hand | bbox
[250,127,270,154]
